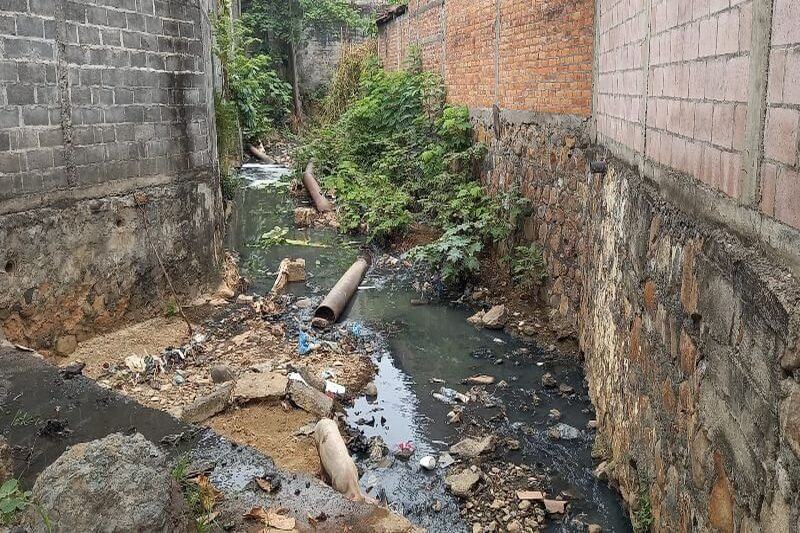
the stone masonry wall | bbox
[0,0,223,352]
[379,1,800,531]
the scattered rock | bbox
[507,520,522,532]
[465,375,496,385]
[543,499,566,514]
[364,381,378,396]
[294,207,317,227]
[481,305,508,329]
[59,361,85,379]
[438,452,455,468]
[593,461,611,481]
[467,310,485,326]
[54,335,77,356]
[295,297,314,309]
[541,373,557,388]
[558,383,574,394]
[548,423,581,440]
[288,378,333,417]
[505,438,521,451]
[0,435,11,483]
[233,372,288,404]
[548,408,562,420]
[445,468,482,497]
[179,382,233,423]
[450,435,494,458]
[22,433,189,532]
[210,365,235,383]
[586,419,598,430]
[516,490,545,501]
[518,500,531,510]
[588,524,603,533]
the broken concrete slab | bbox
[22,433,190,532]
[481,305,508,329]
[467,310,485,326]
[449,435,494,458]
[445,468,482,497]
[516,490,545,501]
[543,499,567,514]
[288,378,333,417]
[233,372,288,404]
[180,382,233,423]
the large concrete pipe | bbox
[248,143,272,162]
[302,161,333,213]
[312,256,369,328]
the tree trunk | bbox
[289,40,303,125]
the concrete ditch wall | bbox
[0,0,223,352]
[379,1,800,530]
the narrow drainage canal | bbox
[227,163,632,533]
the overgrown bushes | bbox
[299,55,530,283]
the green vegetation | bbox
[508,244,547,290]
[170,455,215,532]
[243,0,372,121]
[0,479,31,526]
[633,487,654,532]
[299,54,528,283]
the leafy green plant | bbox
[299,57,524,281]
[1,479,31,526]
[509,244,547,290]
[212,1,291,142]
[254,226,289,247]
[11,410,39,428]
[633,487,654,532]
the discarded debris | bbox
[450,435,494,458]
[548,423,581,440]
[419,456,437,470]
[516,490,545,501]
[233,372,288,404]
[297,330,318,355]
[179,383,233,423]
[445,468,482,498]
[541,372,557,388]
[271,257,306,295]
[543,499,567,514]
[434,386,470,404]
[312,257,369,328]
[294,206,317,227]
[465,374,496,385]
[395,441,415,460]
[288,378,333,417]
[364,381,378,396]
[302,161,333,213]
[314,419,363,501]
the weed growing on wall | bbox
[299,56,527,283]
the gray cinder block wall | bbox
[0,0,223,352]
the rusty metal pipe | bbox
[248,144,272,163]
[302,161,333,213]
[312,257,369,327]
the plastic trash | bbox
[297,331,317,355]
[350,322,363,337]
[124,354,147,373]
[325,380,346,395]
[287,372,309,386]
[395,441,415,459]
[438,387,469,403]
[438,452,455,468]
[419,456,436,470]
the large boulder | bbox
[23,433,189,532]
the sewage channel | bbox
[228,163,632,533]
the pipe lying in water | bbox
[312,256,369,328]
[302,161,333,213]
[248,143,272,163]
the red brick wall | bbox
[378,0,595,116]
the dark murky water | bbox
[227,164,632,533]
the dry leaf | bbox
[267,508,296,531]
[193,475,222,513]
[245,506,269,523]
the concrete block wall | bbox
[0,0,223,352]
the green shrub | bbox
[509,244,547,290]
[300,57,524,282]
[0,479,30,526]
